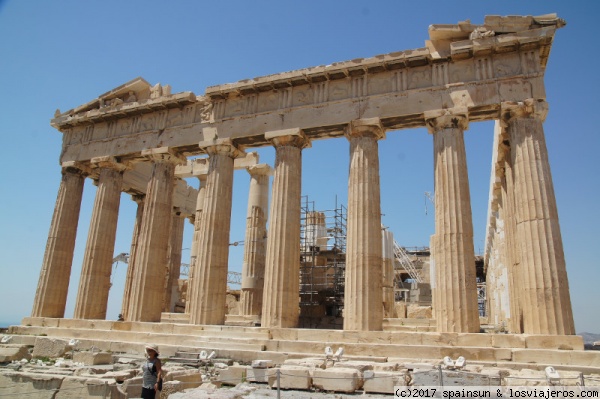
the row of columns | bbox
[486,100,574,335]
[32,99,574,335]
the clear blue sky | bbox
[0,1,598,333]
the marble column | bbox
[127,147,185,322]
[343,118,384,331]
[240,164,271,317]
[32,163,88,318]
[74,158,126,320]
[501,99,575,335]
[425,108,480,333]
[382,229,396,318]
[502,152,523,334]
[261,128,310,328]
[164,208,185,312]
[121,194,144,321]
[185,175,207,314]
[189,139,242,325]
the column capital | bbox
[345,117,385,140]
[90,156,130,172]
[141,146,187,165]
[199,138,244,158]
[61,161,92,177]
[424,107,469,134]
[265,128,311,149]
[247,163,273,177]
[500,99,548,126]
[130,194,145,204]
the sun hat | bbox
[145,344,160,356]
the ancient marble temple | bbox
[32,14,574,336]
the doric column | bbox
[502,153,523,333]
[240,164,272,317]
[261,128,310,328]
[501,99,575,335]
[343,118,384,331]
[121,194,144,321]
[425,108,480,333]
[32,163,88,318]
[185,175,207,314]
[74,157,127,320]
[189,138,242,325]
[127,147,185,322]
[382,229,396,318]
[164,208,185,312]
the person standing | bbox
[142,344,162,399]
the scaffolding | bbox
[299,196,347,328]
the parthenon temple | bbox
[17,14,593,372]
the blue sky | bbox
[0,1,598,333]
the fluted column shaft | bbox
[240,164,271,316]
[426,109,480,333]
[128,148,184,322]
[502,99,574,335]
[261,129,309,328]
[121,195,144,320]
[502,155,523,333]
[382,230,395,318]
[186,176,206,314]
[190,140,241,325]
[32,165,87,318]
[74,160,126,320]
[164,209,185,312]
[344,118,384,331]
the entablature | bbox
[52,14,565,165]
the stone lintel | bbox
[141,147,187,165]
[500,98,548,125]
[345,118,385,140]
[247,163,273,177]
[175,152,258,178]
[265,128,311,149]
[424,107,469,134]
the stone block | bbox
[247,367,270,383]
[395,303,407,318]
[333,360,374,372]
[373,362,401,372]
[32,337,70,358]
[73,351,113,365]
[270,365,312,390]
[122,376,143,398]
[251,359,274,368]
[412,369,501,387]
[0,345,30,362]
[407,305,432,319]
[524,335,584,350]
[101,369,137,383]
[167,369,203,386]
[491,334,526,349]
[0,371,64,398]
[283,357,326,369]
[455,333,492,347]
[54,376,120,398]
[390,331,423,345]
[160,380,185,399]
[312,367,361,393]
[363,371,405,394]
[217,365,248,386]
